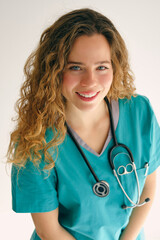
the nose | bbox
[80,69,97,88]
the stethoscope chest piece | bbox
[93,181,110,197]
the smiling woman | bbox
[62,34,113,113]
[7,8,160,240]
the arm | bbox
[31,208,76,240]
[120,170,157,240]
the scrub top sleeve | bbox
[11,157,59,213]
[147,102,160,175]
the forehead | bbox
[68,34,111,62]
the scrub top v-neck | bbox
[66,99,119,157]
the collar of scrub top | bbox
[65,97,150,209]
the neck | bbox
[65,100,109,131]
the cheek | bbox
[62,73,77,95]
[100,72,113,86]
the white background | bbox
[0,0,160,239]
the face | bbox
[62,34,113,113]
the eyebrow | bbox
[67,60,111,65]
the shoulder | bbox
[118,94,158,132]
[119,94,150,107]
[119,94,154,117]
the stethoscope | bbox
[66,97,150,209]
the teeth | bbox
[78,92,97,98]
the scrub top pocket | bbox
[120,164,148,208]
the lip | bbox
[77,91,98,95]
[76,91,100,102]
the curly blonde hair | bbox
[7,8,136,170]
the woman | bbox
[8,8,160,240]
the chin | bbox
[74,101,100,112]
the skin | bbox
[62,34,113,128]
[62,34,113,153]
[31,34,157,240]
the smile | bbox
[76,91,100,102]
[77,92,98,98]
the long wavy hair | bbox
[7,8,136,170]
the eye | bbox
[97,66,108,71]
[69,65,81,71]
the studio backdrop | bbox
[1,0,160,239]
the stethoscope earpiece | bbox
[93,181,110,197]
[121,198,151,209]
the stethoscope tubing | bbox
[105,97,150,208]
[109,144,134,170]
[66,97,150,208]
[113,163,140,206]
[66,124,100,183]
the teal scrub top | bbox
[11,95,160,240]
